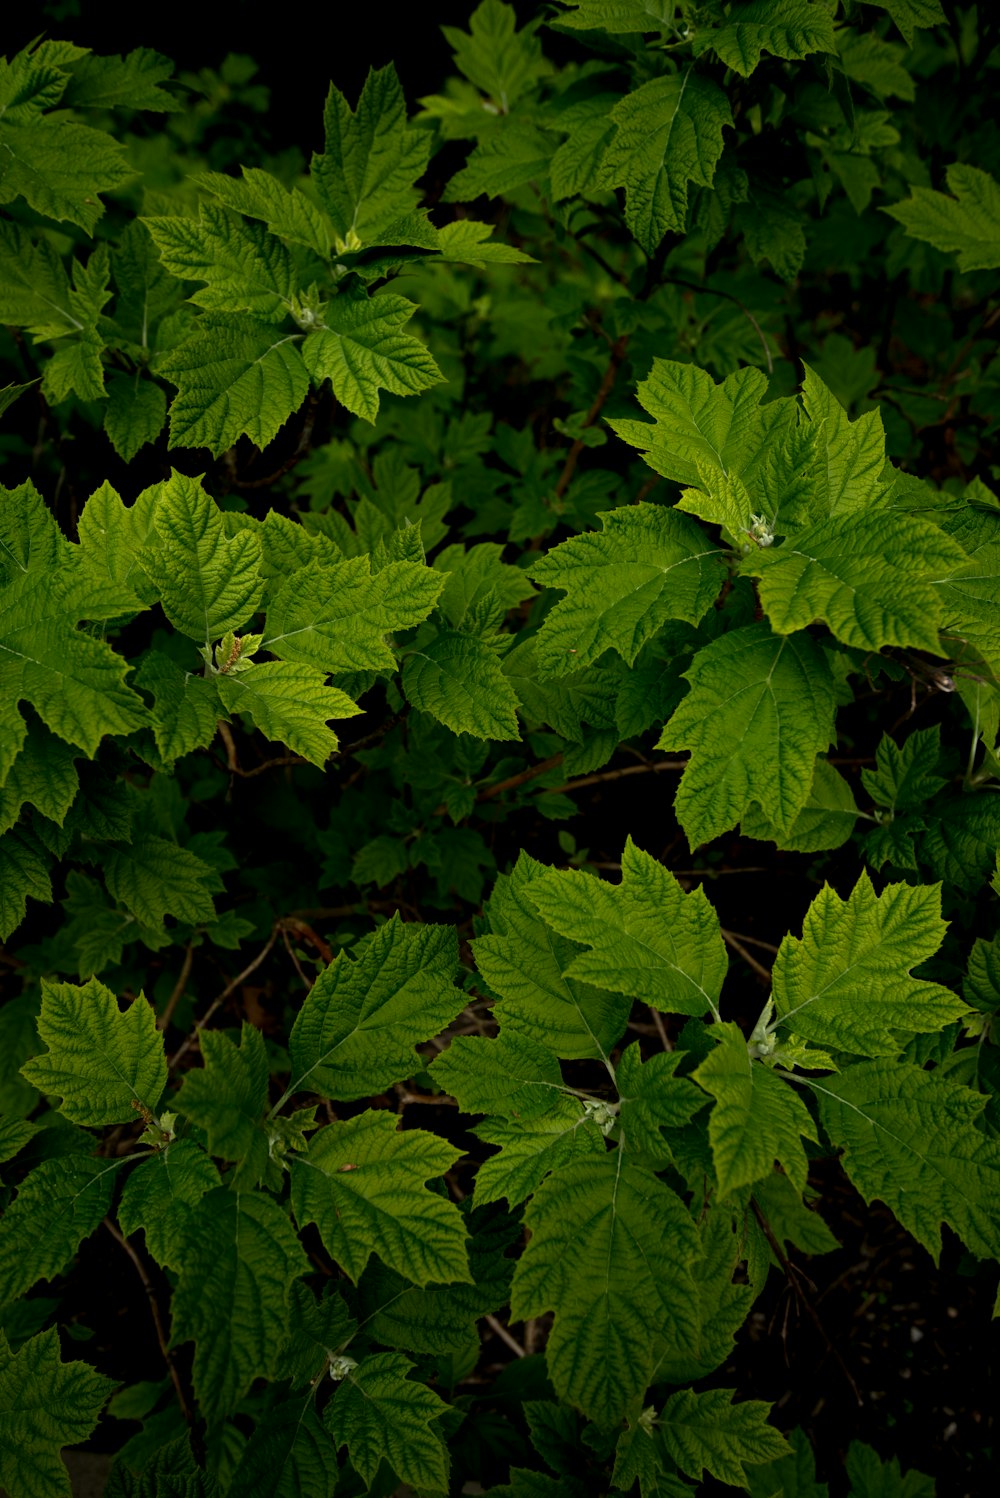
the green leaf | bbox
[0,1155,118,1307]
[0,720,79,837]
[616,1043,708,1161]
[197,167,332,258]
[444,0,544,110]
[658,623,837,846]
[735,186,808,281]
[0,118,134,231]
[19,977,165,1126]
[302,288,443,424]
[868,0,945,44]
[312,65,432,248]
[144,204,295,319]
[552,1,673,30]
[550,94,618,201]
[746,510,968,651]
[811,1063,1000,1262]
[692,0,835,77]
[263,554,444,674]
[0,1116,38,1165]
[117,1140,221,1269]
[403,631,521,739]
[38,244,111,405]
[658,1388,791,1487]
[801,364,891,517]
[102,831,218,930]
[139,471,263,644]
[884,163,1000,272]
[0,479,69,584]
[435,219,535,266]
[693,1023,817,1195]
[444,123,555,201]
[287,917,464,1101]
[171,1187,309,1425]
[473,852,632,1060]
[653,1205,755,1385]
[325,1352,450,1492]
[216,661,361,767]
[600,70,731,253]
[134,653,222,765]
[0,379,37,419]
[609,360,769,489]
[0,829,52,941]
[844,1439,936,1497]
[741,758,860,853]
[0,222,75,338]
[525,838,728,1019]
[158,315,308,456]
[0,1328,115,1498]
[510,1153,699,1424]
[290,1110,470,1285]
[745,1426,829,1498]
[175,1024,270,1185]
[429,1031,567,1121]
[529,504,724,676]
[473,1099,606,1206]
[862,726,948,811]
[76,481,158,601]
[227,1399,339,1498]
[772,872,971,1056]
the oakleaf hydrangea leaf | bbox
[264,554,444,673]
[19,977,166,1125]
[429,1031,567,1121]
[812,1062,1000,1262]
[116,1139,220,1269]
[290,1110,470,1285]
[529,504,725,676]
[175,1024,270,1185]
[158,315,309,456]
[227,1399,339,1498]
[616,1044,706,1161]
[144,203,295,320]
[0,829,52,941]
[0,118,134,232]
[473,1100,606,1207]
[0,1155,119,1307]
[526,837,727,1017]
[510,1153,699,1424]
[746,510,968,651]
[435,219,535,265]
[658,622,837,846]
[861,726,948,812]
[869,0,945,46]
[600,71,731,253]
[473,852,632,1060]
[139,471,263,644]
[658,1388,791,1487]
[884,163,1000,272]
[62,47,179,112]
[0,720,79,836]
[692,0,836,77]
[302,289,443,424]
[772,873,971,1056]
[216,661,361,767]
[403,630,521,739]
[134,652,222,765]
[693,1024,817,1195]
[171,1187,309,1425]
[554,3,673,34]
[76,481,158,601]
[608,360,768,489]
[0,1328,115,1498]
[325,1352,450,1493]
[196,166,333,258]
[287,917,464,1100]
[801,365,891,517]
[102,831,218,930]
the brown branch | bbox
[720,928,773,982]
[157,942,194,1032]
[546,758,687,796]
[485,1314,527,1358]
[103,1219,200,1438]
[168,925,280,1069]
[475,753,566,804]
[649,1006,673,1052]
[553,334,630,501]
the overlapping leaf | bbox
[885,163,1000,272]
[403,631,521,739]
[144,204,295,319]
[658,1388,791,1487]
[175,1024,271,1184]
[0,1328,115,1498]
[608,361,769,489]
[429,1031,566,1121]
[116,1140,220,1269]
[473,1100,606,1206]
[0,1155,119,1307]
[325,1352,451,1492]
[691,0,836,77]
[216,661,360,766]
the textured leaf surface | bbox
[197,166,332,257]
[403,630,521,739]
[0,829,53,941]
[772,873,970,1055]
[159,315,308,456]
[529,504,724,676]
[884,163,1000,272]
[693,0,836,76]
[608,360,768,489]
[117,1140,220,1269]
[616,1044,707,1162]
[264,555,444,673]
[303,290,443,424]
[0,1328,115,1498]
[600,71,731,252]
[812,1063,1000,1262]
[325,1352,450,1492]
[473,1101,605,1206]
[287,917,463,1100]
[135,653,221,764]
[227,1400,339,1498]
[801,365,891,517]
[659,1388,791,1487]
[0,118,133,232]
[216,660,360,766]
[172,1187,308,1425]
[429,1031,566,1121]
[140,472,263,643]
[525,838,728,1018]
[0,1155,118,1307]
[102,832,218,930]
[76,482,158,600]
[290,1110,470,1285]
[510,1153,699,1423]
[175,1024,270,1184]
[473,853,632,1059]
[0,720,79,836]
[19,977,165,1126]
[659,623,837,845]
[693,1024,816,1195]
[144,204,295,319]
[747,510,968,651]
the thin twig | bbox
[553,333,630,501]
[720,928,773,982]
[485,1314,527,1358]
[750,1200,864,1407]
[547,758,687,796]
[103,1219,199,1435]
[475,753,565,803]
[168,926,280,1069]
[650,1006,673,1051]
[660,275,774,374]
[157,942,194,1032]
